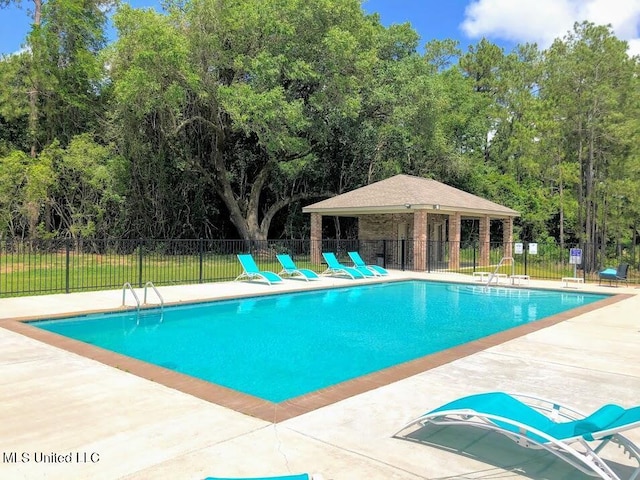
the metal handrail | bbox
[143,281,164,309]
[486,256,514,285]
[122,282,140,310]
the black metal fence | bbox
[0,238,637,297]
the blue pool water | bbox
[33,281,608,402]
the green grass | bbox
[0,252,324,297]
[1,249,635,297]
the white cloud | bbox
[627,38,640,56]
[4,46,30,58]
[461,0,640,55]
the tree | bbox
[28,0,110,150]
[109,0,382,241]
[46,135,127,239]
[541,22,639,268]
[0,147,54,238]
[0,0,43,156]
[0,54,30,152]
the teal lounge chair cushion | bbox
[400,392,640,480]
[327,252,373,277]
[236,254,283,284]
[258,270,283,283]
[348,251,389,276]
[569,404,626,436]
[353,265,375,277]
[598,263,629,284]
[322,252,365,279]
[430,392,555,437]
[205,475,310,480]
[276,254,319,280]
[428,392,636,442]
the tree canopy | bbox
[0,1,638,257]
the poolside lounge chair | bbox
[348,251,389,276]
[235,254,283,285]
[205,475,323,480]
[599,263,629,286]
[204,473,323,480]
[276,254,319,281]
[321,252,366,279]
[395,392,640,480]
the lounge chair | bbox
[599,263,629,286]
[321,252,367,279]
[205,475,322,480]
[395,392,640,480]
[205,475,323,480]
[348,251,389,276]
[276,254,319,281]
[235,254,283,285]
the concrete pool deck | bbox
[1,272,639,479]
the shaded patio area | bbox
[303,174,519,271]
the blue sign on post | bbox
[569,248,582,265]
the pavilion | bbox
[302,174,519,271]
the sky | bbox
[1,0,640,56]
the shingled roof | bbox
[303,174,519,217]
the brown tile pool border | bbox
[0,290,631,423]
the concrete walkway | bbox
[1,273,639,479]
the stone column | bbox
[448,212,461,270]
[310,213,322,265]
[479,215,491,266]
[413,210,428,271]
[503,216,513,258]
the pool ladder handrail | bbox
[143,281,164,311]
[143,281,164,325]
[122,282,141,310]
[486,256,514,286]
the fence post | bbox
[582,242,586,281]
[473,242,476,272]
[401,239,405,271]
[138,238,144,288]
[65,240,70,294]
[524,243,528,276]
[199,238,204,284]
[382,240,387,268]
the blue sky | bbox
[1,0,640,56]
[0,0,483,55]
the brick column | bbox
[413,210,428,271]
[503,217,513,258]
[448,212,461,270]
[310,213,322,265]
[479,215,490,266]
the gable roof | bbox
[302,174,519,217]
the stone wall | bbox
[358,213,414,240]
[358,213,414,267]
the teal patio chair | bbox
[599,263,629,286]
[235,254,283,285]
[348,251,389,276]
[321,252,367,279]
[276,254,319,281]
[395,392,640,480]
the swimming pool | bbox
[33,281,608,403]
